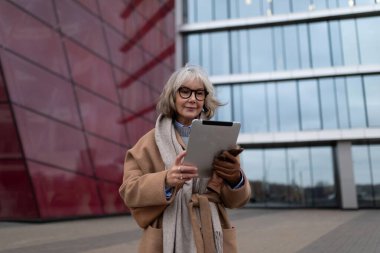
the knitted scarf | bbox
[155,114,223,253]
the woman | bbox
[119,65,251,253]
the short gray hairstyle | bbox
[157,64,222,119]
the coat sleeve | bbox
[118,131,176,228]
[220,171,251,209]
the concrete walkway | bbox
[0,208,379,253]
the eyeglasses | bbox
[178,87,209,101]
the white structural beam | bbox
[238,128,380,145]
[180,5,380,33]
[210,65,380,85]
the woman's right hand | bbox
[165,151,198,188]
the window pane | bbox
[234,0,262,18]
[311,147,336,207]
[335,77,350,128]
[201,34,211,72]
[298,24,311,69]
[291,0,310,12]
[284,25,300,70]
[352,145,375,207]
[186,34,201,65]
[267,83,279,132]
[265,149,288,207]
[210,32,230,75]
[215,85,232,121]
[287,148,313,207]
[278,81,299,131]
[231,30,250,74]
[364,75,380,127]
[346,76,367,128]
[242,84,268,133]
[273,27,285,71]
[186,0,196,23]
[357,17,380,65]
[273,0,291,14]
[369,145,380,207]
[309,22,331,68]
[340,20,360,65]
[314,0,328,10]
[242,150,265,205]
[329,21,343,66]
[250,28,274,73]
[355,0,375,5]
[299,79,321,130]
[196,0,212,22]
[215,0,228,20]
[319,78,338,129]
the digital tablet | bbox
[183,119,241,178]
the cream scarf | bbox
[155,114,223,253]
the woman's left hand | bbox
[212,150,241,185]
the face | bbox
[175,79,206,126]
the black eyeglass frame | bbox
[177,87,209,101]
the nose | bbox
[188,91,196,101]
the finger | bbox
[175,151,187,166]
[213,164,236,175]
[179,165,198,174]
[223,151,238,163]
[213,160,236,170]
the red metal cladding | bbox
[120,0,144,19]
[120,0,174,53]
[118,103,156,124]
[119,43,175,89]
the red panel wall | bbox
[0,0,175,220]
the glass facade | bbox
[183,0,380,208]
[241,146,337,207]
[187,16,380,75]
[0,0,175,220]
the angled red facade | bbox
[0,0,175,220]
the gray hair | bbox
[156,64,222,119]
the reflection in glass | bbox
[249,28,274,73]
[267,83,279,132]
[287,148,313,207]
[210,32,230,75]
[298,24,311,69]
[314,0,328,10]
[241,149,265,205]
[346,76,367,128]
[319,78,338,129]
[273,27,285,71]
[311,147,336,207]
[335,78,350,129]
[186,34,201,66]
[196,0,212,22]
[278,81,299,131]
[272,0,291,14]
[364,75,380,127]
[242,84,268,133]
[201,34,211,72]
[214,0,228,20]
[340,20,360,65]
[369,145,380,207]
[291,0,310,12]
[215,85,232,121]
[329,21,343,66]
[357,17,380,65]
[309,22,331,68]
[352,145,374,207]
[265,149,288,207]
[298,79,321,130]
[231,30,250,74]
[284,25,300,70]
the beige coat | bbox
[119,129,251,253]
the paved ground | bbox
[0,208,379,253]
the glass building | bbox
[179,0,380,209]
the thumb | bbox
[175,151,187,166]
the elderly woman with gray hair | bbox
[119,65,251,253]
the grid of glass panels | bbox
[215,74,380,133]
[241,146,337,207]
[352,144,380,208]
[186,16,380,75]
[185,0,380,23]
